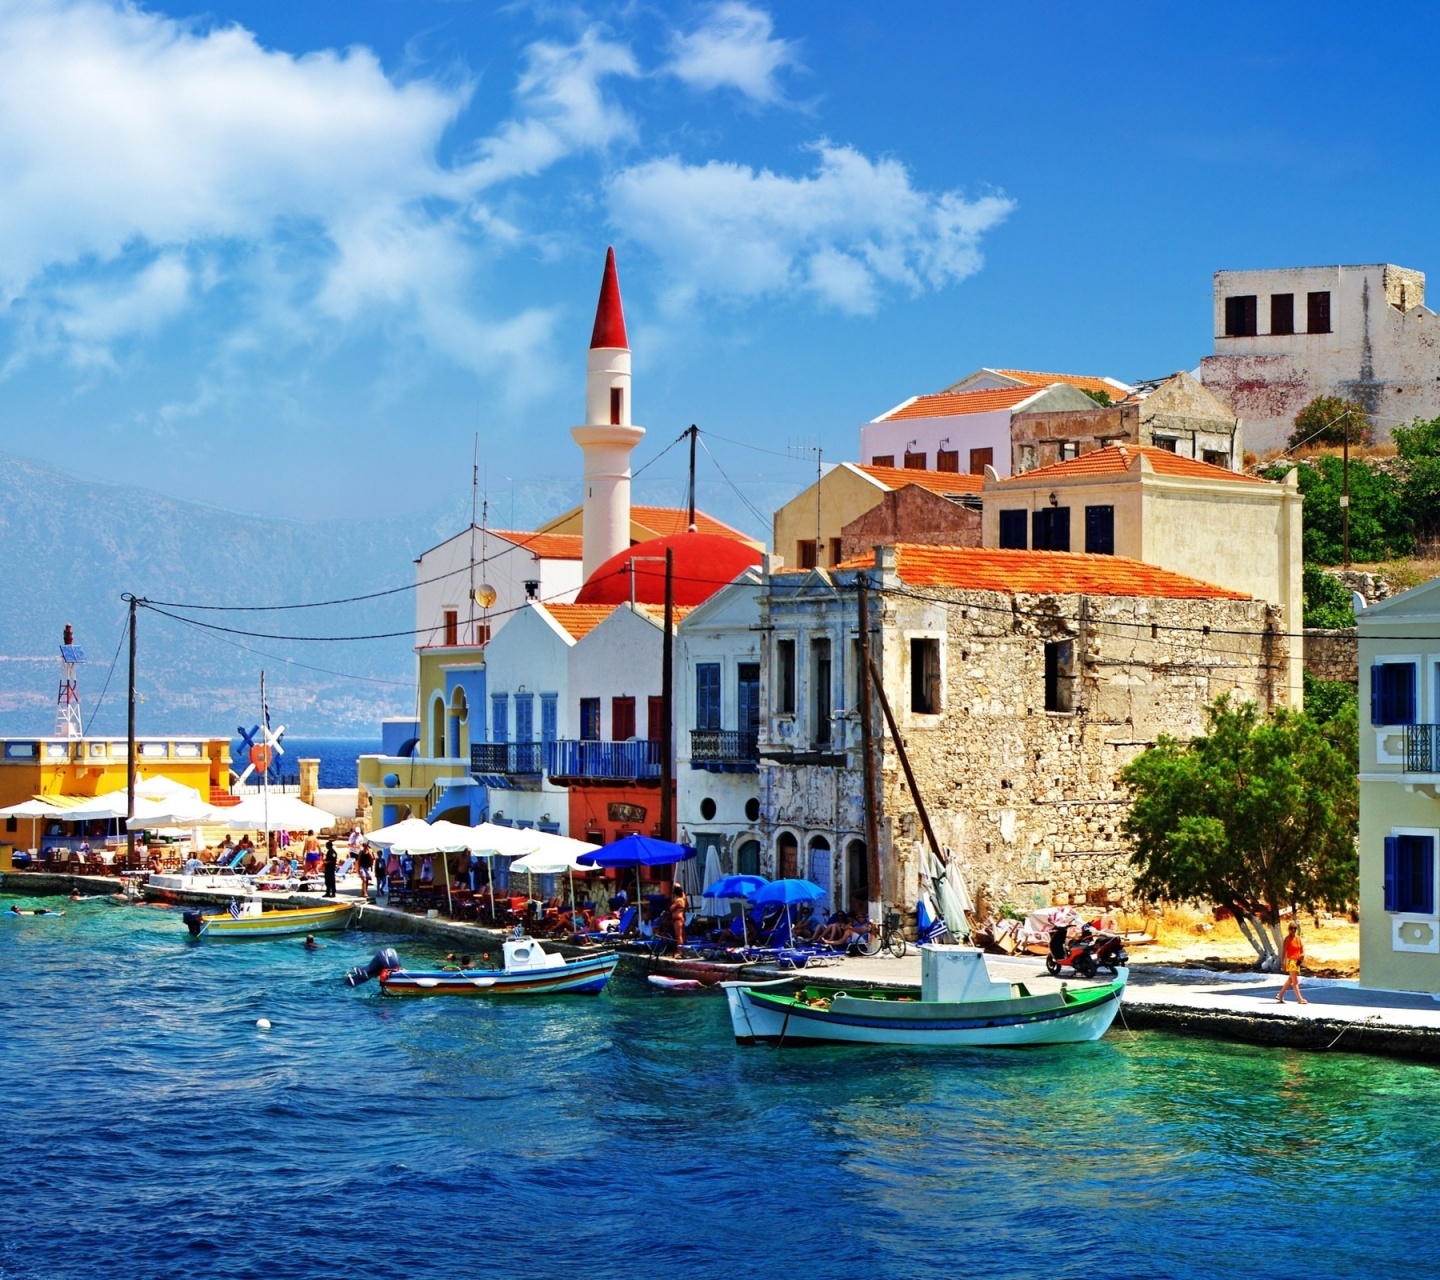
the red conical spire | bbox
[589,246,629,350]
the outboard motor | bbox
[345,947,401,988]
[182,909,205,938]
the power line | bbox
[84,618,129,730]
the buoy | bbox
[255,1018,272,1030]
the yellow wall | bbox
[772,465,889,569]
[0,737,230,811]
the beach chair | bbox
[573,905,636,945]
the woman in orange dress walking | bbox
[1276,923,1307,1004]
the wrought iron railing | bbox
[546,739,661,781]
[1405,724,1439,773]
[471,742,546,775]
[690,729,759,763]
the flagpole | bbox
[261,670,269,869]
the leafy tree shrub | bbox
[1302,565,1356,628]
[1265,457,1411,564]
[1082,388,1112,406]
[1303,671,1358,727]
[1121,696,1358,969]
[1393,415,1440,542]
[1287,395,1372,450]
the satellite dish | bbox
[474,584,497,608]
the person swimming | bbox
[303,934,320,950]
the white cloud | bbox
[667,2,798,105]
[608,143,1015,315]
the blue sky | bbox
[2,0,1438,520]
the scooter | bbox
[1046,924,1129,978]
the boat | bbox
[143,867,254,903]
[181,900,356,939]
[723,944,1126,1047]
[346,935,619,997]
[648,974,705,991]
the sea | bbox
[3,896,1438,1280]
[231,736,380,790]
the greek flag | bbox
[228,899,242,919]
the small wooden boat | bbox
[182,900,355,939]
[724,945,1125,1048]
[346,935,618,997]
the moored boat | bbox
[724,944,1125,1047]
[182,900,355,939]
[346,935,618,997]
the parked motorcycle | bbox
[1046,924,1129,978]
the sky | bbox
[3,0,1440,522]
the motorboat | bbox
[724,944,1126,1047]
[346,935,618,996]
[181,900,356,939]
[143,866,255,903]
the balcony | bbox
[690,729,759,772]
[1405,725,1440,773]
[471,741,546,778]
[547,739,662,784]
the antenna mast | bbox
[56,623,85,738]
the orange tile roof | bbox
[634,602,697,627]
[629,506,756,542]
[835,544,1249,600]
[997,444,1270,486]
[856,463,985,495]
[993,369,1130,398]
[489,529,586,559]
[539,603,616,640]
[877,385,1040,422]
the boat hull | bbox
[380,951,618,997]
[724,972,1126,1047]
[190,904,356,939]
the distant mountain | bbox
[0,451,787,736]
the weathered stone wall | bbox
[839,485,980,561]
[872,586,1284,915]
[1304,628,1358,683]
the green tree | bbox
[1393,414,1440,542]
[1121,696,1358,968]
[1288,394,1372,449]
[1265,457,1411,564]
[1303,671,1358,727]
[1302,565,1355,628]
[1082,388,1112,406]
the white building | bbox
[675,569,766,880]
[1200,262,1440,452]
[859,373,1126,479]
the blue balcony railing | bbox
[546,739,661,782]
[690,729,759,766]
[1405,724,1440,773]
[471,742,546,776]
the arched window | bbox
[430,695,446,758]
[449,687,469,760]
[776,832,798,880]
[736,839,760,877]
[845,839,869,914]
[808,836,832,909]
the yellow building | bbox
[983,444,1304,706]
[0,735,231,812]
[1358,577,1440,992]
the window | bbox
[1371,662,1417,725]
[514,693,534,742]
[610,386,623,424]
[1019,444,1037,472]
[777,832,799,879]
[696,663,722,731]
[540,694,558,743]
[774,638,797,714]
[829,538,844,566]
[738,663,761,735]
[648,696,664,742]
[936,448,960,472]
[1384,834,1436,914]
[1152,436,1178,453]
[1058,442,1080,461]
[968,447,993,474]
[491,693,509,743]
[903,450,926,470]
[1032,506,1071,552]
[1224,294,1258,337]
[612,696,636,741]
[1045,640,1075,713]
[998,509,1028,549]
[813,639,832,745]
[910,637,940,714]
[797,540,818,569]
[1271,293,1295,335]
[443,609,458,646]
[1084,505,1115,555]
[737,839,760,875]
[871,455,894,468]
[1203,450,1230,468]
[1307,290,1331,334]
[580,698,601,741]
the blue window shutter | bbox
[1417,836,1436,916]
[1052,507,1071,552]
[1371,666,1384,725]
[697,663,721,730]
[491,693,508,743]
[540,694,558,743]
[1397,663,1417,725]
[999,509,1027,549]
[1383,836,1399,911]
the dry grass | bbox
[1351,555,1440,592]
[1122,904,1359,975]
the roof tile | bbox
[489,530,586,559]
[877,385,1041,422]
[993,369,1129,398]
[855,464,985,495]
[538,603,616,640]
[997,444,1269,486]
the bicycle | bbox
[855,909,908,959]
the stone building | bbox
[1199,262,1440,452]
[837,482,980,563]
[755,544,1287,918]
[1009,371,1241,474]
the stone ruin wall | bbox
[875,587,1284,917]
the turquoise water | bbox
[3,891,1436,1280]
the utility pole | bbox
[857,573,882,924]
[686,424,697,532]
[659,547,675,842]
[1341,408,1352,568]
[125,594,137,862]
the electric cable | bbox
[82,618,129,731]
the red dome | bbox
[575,532,763,606]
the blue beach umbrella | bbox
[576,834,696,930]
[753,878,824,905]
[702,874,768,900]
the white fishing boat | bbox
[181,900,356,939]
[724,945,1126,1047]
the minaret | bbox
[573,247,645,581]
